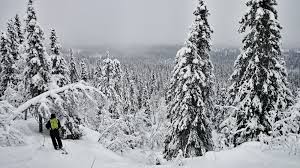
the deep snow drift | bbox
[0,119,299,168]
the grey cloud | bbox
[0,0,299,47]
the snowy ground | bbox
[1,119,299,168]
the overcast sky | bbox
[0,0,299,47]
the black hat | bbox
[50,113,56,119]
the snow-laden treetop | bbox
[185,0,213,53]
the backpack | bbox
[50,118,59,130]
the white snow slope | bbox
[0,119,299,168]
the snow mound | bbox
[0,127,25,147]
[180,142,300,168]
[0,119,143,168]
[0,101,26,147]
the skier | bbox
[46,113,63,150]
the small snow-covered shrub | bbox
[146,152,162,165]
[61,117,83,140]
[175,150,184,166]
[144,98,168,150]
[217,107,237,149]
[98,114,142,152]
[212,130,233,151]
[259,134,300,155]
[260,91,300,155]
[1,82,26,108]
[97,99,169,153]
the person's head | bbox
[50,113,56,119]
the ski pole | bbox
[42,134,45,147]
[90,157,96,168]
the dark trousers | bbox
[50,129,63,149]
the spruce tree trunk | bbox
[39,114,43,133]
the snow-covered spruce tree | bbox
[69,49,79,83]
[13,13,26,82]
[24,0,51,132]
[149,72,157,96]
[89,66,95,81]
[225,0,294,146]
[0,19,20,98]
[213,86,227,130]
[11,14,26,105]
[136,78,143,109]
[163,0,214,160]
[93,58,102,87]
[98,56,122,119]
[49,29,70,87]
[112,59,123,97]
[141,85,152,127]
[14,14,24,44]
[0,32,13,97]
[80,59,88,82]
[121,68,130,113]
[122,68,139,114]
[212,87,231,150]
[6,19,20,61]
[0,38,26,107]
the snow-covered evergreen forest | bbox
[0,0,299,167]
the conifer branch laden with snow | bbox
[163,0,215,160]
[0,81,107,141]
[224,0,294,147]
[13,81,106,116]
